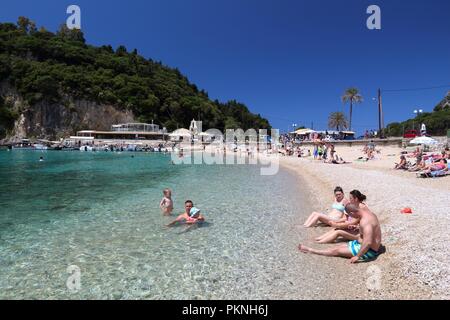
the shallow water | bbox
[0,150,310,299]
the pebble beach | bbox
[276,144,450,299]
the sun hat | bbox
[189,207,201,217]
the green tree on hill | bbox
[0,17,270,138]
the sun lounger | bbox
[416,170,450,178]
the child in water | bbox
[159,188,174,215]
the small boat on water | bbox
[79,145,96,152]
[33,144,48,150]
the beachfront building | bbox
[189,119,202,135]
[67,122,168,145]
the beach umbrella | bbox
[169,128,192,137]
[410,136,438,145]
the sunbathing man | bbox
[299,203,382,263]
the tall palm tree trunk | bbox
[349,101,353,131]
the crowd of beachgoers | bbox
[394,147,450,178]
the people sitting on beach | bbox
[159,188,174,216]
[315,190,366,244]
[299,203,383,263]
[166,200,205,227]
[325,152,348,164]
[394,155,408,170]
[408,158,426,172]
[303,187,349,228]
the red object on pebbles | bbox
[401,208,413,214]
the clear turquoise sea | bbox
[0,150,310,299]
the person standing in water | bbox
[159,188,174,216]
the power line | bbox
[383,84,450,93]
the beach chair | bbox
[416,170,449,178]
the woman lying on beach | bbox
[303,187,349,228]
[315,190,367,244]
[417,159,448,177]
[325,152,349,164]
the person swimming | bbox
[303,187,348,228]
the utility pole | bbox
[378,88,384,138]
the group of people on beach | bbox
[282,143,348,164]
[394,147,450,178]
[298,187,383,264]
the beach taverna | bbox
[67,122,168,145]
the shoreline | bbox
[277,153,449,299]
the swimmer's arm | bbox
[166,215,184,227]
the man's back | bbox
[360,209,382,251]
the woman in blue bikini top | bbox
[304,186,348,228]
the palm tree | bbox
[341,88,363,131]
[328,112,349,131]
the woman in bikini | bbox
[303,187,348,228]
[314,190,367,243]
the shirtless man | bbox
[166,200,205,227]
[298,203,382,263]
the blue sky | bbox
[1,0,450,133]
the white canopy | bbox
[169,128,192,137]
[294,128,316,135]
[410,136,438,145]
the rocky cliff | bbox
[434,91,450,111]
[1,84,134,143]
